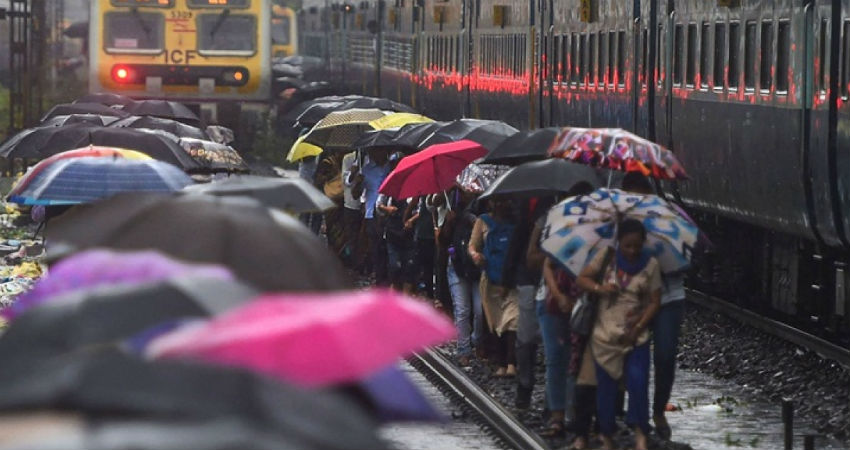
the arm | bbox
[525,222,545,272]
[403,197,420,230]
[623,288,661,345]
[543,257,569,304]
[467,218,486,267]
[575,250,619,296]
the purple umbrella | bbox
[1,249,233,320]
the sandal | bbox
[539,419,565,438]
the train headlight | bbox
[111,65,134,83]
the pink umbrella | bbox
[146,288,456,387]
[1,249,233,320]
[379,139,487,199]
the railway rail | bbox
[686,288,850,370]
[408,348,550,450]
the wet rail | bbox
[686,289,850,369]
[407,348,550,450]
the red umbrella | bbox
[378,139,487,198]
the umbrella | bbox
[1,249,233,320]
[121,100,200,125]
[281,82,337,111]
[110,116,209,140]
[302,108,390,150]
[176,138,249,173]
[0,351,388,450]
[41,114,120,127]
[0,276,255,360]
[44,192,351,291]
[146,288,456,387]
[284,98,347,129]
[74,93,135,107]
[63,21,88,38]
[6,157,194,206]
[482,127,559,165]
[350,365,443,423]
[295,97,415,129]
[379,139,488,199]
[0,126,200,171]
[479,158,602,199]
[419,119,519,151]
[204,125,234,145]
[368,113,432,130]
[285,133,323,162]
[0,414,330,450]
[548,127,688,180]
[390,121,446,151]
[182,175,335,213]
[350,128,403,152]
[41,103,130,122]
[540,188,700,277]
[455,163,512,194]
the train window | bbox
[589,33,597,86]
[580,33,587,86]
[188,0,249,8]
[819,20,828,93]
[657,24,664,87]
[729,22,740,90]
[111,0,173,7]
[760,21,773,92]
[599,32,608,86]
[562,34,569,82]
[572,33,580,84]
[776,21,790,94]
[686,24,697,87]
[745,21,756,90]
[197,14,256,55]
[103,11,164,54]
[608,31,616,87]
[617,31,625,88]
[641,29,648,87]
[271,16,291,45]
[699,22,710,89]
[843,22,850,97]
[673,24,683,86]
[714,23,725,89]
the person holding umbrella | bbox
[575,219,662,450]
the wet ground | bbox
[378,361,500,450]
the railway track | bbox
[686,288,850,370]
[408,348,550,450]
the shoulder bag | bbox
[570,248,614,336]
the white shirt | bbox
[341,152,361,210]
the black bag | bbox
[570,248,614,336]
[449,208,481,281]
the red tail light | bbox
[112,65,133,83]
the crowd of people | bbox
[298,146,688,450]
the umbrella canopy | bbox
[41,103,130,122]
[1,249,233,320]
[45,192,351,291]
[482,127,559,165]
[455,163,512,194]
[146,288,456,387]
[540,188,700,277]
[379,139,488,199]
[121,100,200,125]
[6,157,194,206]
[419,119,519,151]
[548,127,688,180]
[41,114,120,127]
[390,121,446,151]
[0,126,200,171]
[0,351,388,450]
[281,82,337,112]
[0,276,255,360]
[74,93,135,107]
[302,108,390,150]
[284,98,347,129]
[0,414,330,450]
[286,133,324,163]
[352,365,443,423]
[110,116,209,140]
[480,158,602,199]
[177,138,249,173]
[368,113,432,130]
[295,97,415,129]
[350,128,403,152]
[183,175,334,213]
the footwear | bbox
[494,367,507,377]
[653,414,671,440]
[515,385,532,410]
[539,418,565,438]
[504,364,517,377]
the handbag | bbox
[570,248,614,336]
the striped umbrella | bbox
[7,156,193,206]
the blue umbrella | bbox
[7,157,193,206]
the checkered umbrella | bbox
[301,109,391,151]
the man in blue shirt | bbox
[350,149,392,285]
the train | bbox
[88,0,273,125]
[298,0,850,344]
[272,3,299,57]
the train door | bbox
[536,0,554,127]
[635,0,657,140]
[653,1,673,147]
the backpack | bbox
[450,208,481,281]
[480,214,516,286]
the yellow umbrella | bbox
[368,113,433,130]
[287,134,323,163]
[302,108,391,150]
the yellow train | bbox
[271,4,297,58]
[88,0,272,107]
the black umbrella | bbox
[350,128,405,152]
[122,100,200,126]
[0,125,200,171]
[391,121,446,151]
[0,415,332,450]
[482,127,560,165]
[45,193,352,292]
[0,277,256,360]
[62,21,88,38]
[0,351,388,450]
[183,175,334,213]
[41,103,130,122]
[41,114,120,127]
[284,82,337,108]
[419,119,519,151]
[295,96,415,129]
[74,93,135,107]
[110,116,209,140]
[479,158,602,200]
